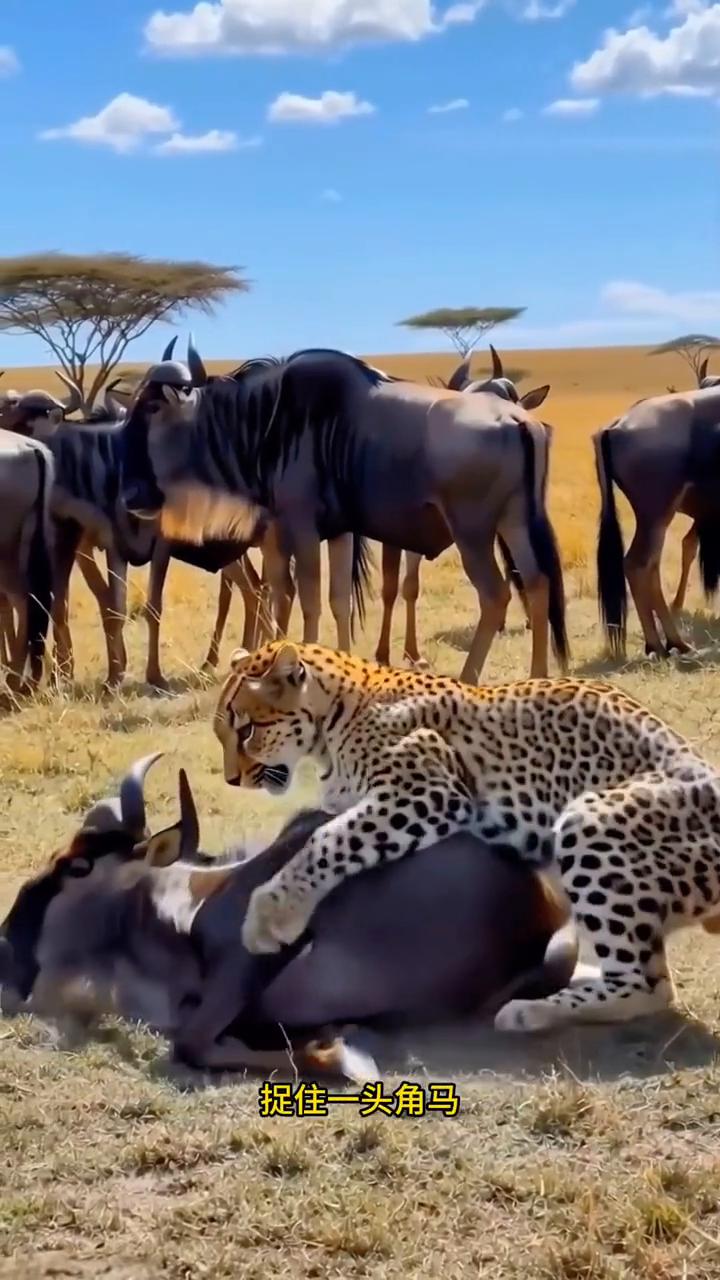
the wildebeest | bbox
[669,358,720,615]
[0,754,579,1079]
[595,384,720,658]
[377,346,550,667]
[0,427,54,690]
[118,340,568,682]
[0,350,273,690]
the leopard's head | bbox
[213,642,329,793]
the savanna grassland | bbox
[4,344,720,1279]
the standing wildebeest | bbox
[595,384,720,658]
[0,428,54,690]
[377,346,551,667]
[669,359,720,615]
[0,355,272,690]
[0,755,578,1080]
[118,341,568,682]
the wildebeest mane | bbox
[189,349,388,527]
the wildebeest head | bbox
[0,379,83,438]
[437,346,551,412]
[0,752,165,1011]
[119,336,208,520]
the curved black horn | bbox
[187,333,208,387]
[54,370,83,416]
[119,752,165,836]
[699,357,709,385]
[177,768,200,859]
[446,357,473,392]
[162,337,178,361]
[489,344,504,380]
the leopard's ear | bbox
[229,647,250,672]
[266,642,306,689]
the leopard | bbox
[213,639,720,1033]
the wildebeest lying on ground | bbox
[0,755,578,1081]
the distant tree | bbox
[0,252,249,410]
[397,306,526,358]
[648,334,720,385]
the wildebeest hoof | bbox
[242,881,313,954]
[406,655,431,672]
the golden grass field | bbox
[5,343,720,1279]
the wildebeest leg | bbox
[262,524,295,638]
[498,523,550,678]
[201,557,267,673]
[104,550,129,690]
[625,522,670,656]
[74,545,121,689]
[402,552,429,668]
[5,594,29,693]
[450,521,511,684]
[0,598,13,669]
[327,533,354,652]
[649,563,691,655]
[50,521,82,688]
[672,523,698,615]
[294,533,322,644]
[144,541,171,690]
[376,544,401,665]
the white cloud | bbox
[321,187,342,201]
[428,97,469,113]
[156,128,257,153]
[601,280,720,324]
[543,96,600,115]
[502,106,524,121]
[443,2,487,22]
[39,93,179,153]
[144,0,459,55]
[572,4,720,98]
[0,46,19,76]
[519,0,575,18]
[268,90,375,124]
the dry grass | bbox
[3,344,720,1278]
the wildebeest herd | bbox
[0,335,717,699]
[2,337,720,1084]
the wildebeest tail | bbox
[351,534,374,641]
[26,447,54,684]
[593,427,627,657]
[519,423,569,671]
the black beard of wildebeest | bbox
[119,341,568,683]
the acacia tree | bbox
[0,252,249,410]
[649,334,720,386]
[397,306,526,358]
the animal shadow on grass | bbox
[434,621,527,653]
[135,1008,720,1093]
[366,1007,720,1084]
[577,612,720,679]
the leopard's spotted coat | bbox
[213,641,720,1031]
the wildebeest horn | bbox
[446,357,473,392]
[162,337,178,361]
[489,345,504,380]
[119,752,165,837]
[187,333,208,387]
[54,370,84,416]
[699,357,710,384]
[177,768,200,859]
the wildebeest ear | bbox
[520,384,550,411]
[229,647,250,672]
[141,825,183,869]
[267,642,306,687]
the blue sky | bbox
[0,0,719,364]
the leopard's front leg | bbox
[242,729,477,955]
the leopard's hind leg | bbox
[495,770,720,1033]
